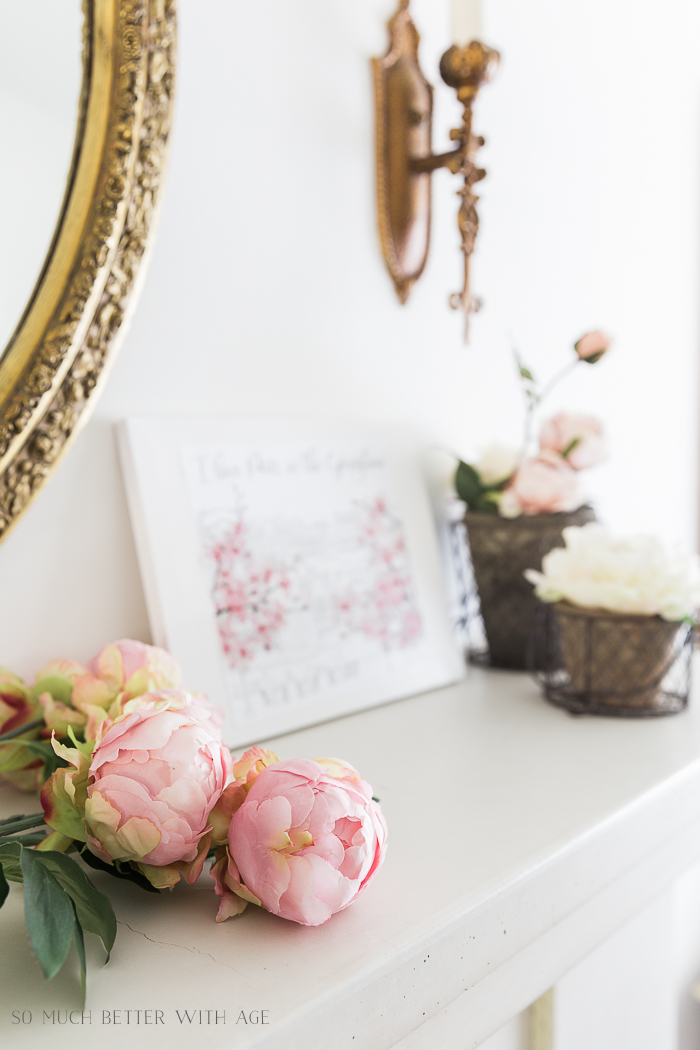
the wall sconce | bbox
[372,0,499,340]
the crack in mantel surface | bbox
[117,920,241,973]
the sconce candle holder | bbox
[372,0,499,339]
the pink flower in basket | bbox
[499,451,581,517]
[539,413,608,471]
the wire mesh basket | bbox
[449,508,595,670]
[531,600,693,717]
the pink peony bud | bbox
[539,413,607,471]
[573,330,611,363]
[32,641,183,742]
[0,669,43,792]
[218,757,387,926]
[83,691,232,873]
[85,639,184,716]
[209,745,280,846]
[500,451,582,517]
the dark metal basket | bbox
[530,600,693,717]
[449,508,595,670]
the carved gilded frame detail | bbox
[0,0,176,541]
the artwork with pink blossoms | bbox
[181,437,452,736]
[119,420,463,745]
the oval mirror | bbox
[0,0,176,542]
[0,2,83,357]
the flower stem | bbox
[537,358,581,404]
[520,358,581,459]
[0,813,46,838]
[0,717,45,743]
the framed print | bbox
[118,418,464,746]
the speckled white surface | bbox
[2,666,700,1049]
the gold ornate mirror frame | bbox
[0,0,176,542]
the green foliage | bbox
[0,840,23,881]
[514,352,538,393]
[0,840,117,1002]
[31,675,73,706]
[455,460,511,513]
[561,437,581,459]
[32,851,116,956]
[20,848,77,981]
[66,726,94,760]
[79,848,160,893]
[454,461,483,507]
[17,740,69,778]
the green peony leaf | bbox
[455,461,484,507]
[31,851,116,957]
[0,865,8,908]
[20,848,76,980]
[79,848,160,894]
[71,902,87,1005]
[0,840,23,882]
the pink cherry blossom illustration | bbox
[336,497,423,649]
[207,520,294,669]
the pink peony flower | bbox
[218,756,387,926]
[82,691,231,874]
[573,330,611,363]
[499,451,582,517]
[539,413,607,471]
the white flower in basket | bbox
[525,524,700,715]
[525,523,700,622]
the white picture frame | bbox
[118,418,464,747]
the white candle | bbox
[451,0,482,45]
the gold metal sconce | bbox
[372,0,499,339]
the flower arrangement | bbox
[454,330,611,516]
[526,524,700,622]
[526,525,700,716]
[0,640,387,998]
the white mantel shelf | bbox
[3,666,700,1050]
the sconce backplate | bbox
[372,3,432,304]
